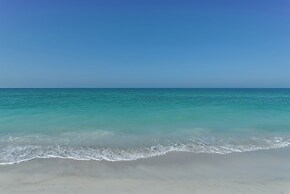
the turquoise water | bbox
[1,89,290,164]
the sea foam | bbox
[1,136,290,165]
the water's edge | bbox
[1,136,289,165]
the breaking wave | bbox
[1,136,290,165]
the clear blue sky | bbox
[0,0,289,88]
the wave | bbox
[1,136,290,165]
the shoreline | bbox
[2,135,289,165]
[1,148,290,194]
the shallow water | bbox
[1,88,290,164]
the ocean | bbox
[0,88,290,164]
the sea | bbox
[1,88,290,164]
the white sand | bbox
[1,148,290,194]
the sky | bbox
[0,0,290,88]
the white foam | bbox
[1,136,290,165]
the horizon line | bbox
[1,87,290,89]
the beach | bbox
[1,0,289,193]
[1,89,290,193]
[1,148,290,194]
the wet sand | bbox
[1,148,290,194]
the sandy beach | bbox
[1,148,290,194]
[1,0,289,193]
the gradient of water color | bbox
[1,88,290,164]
